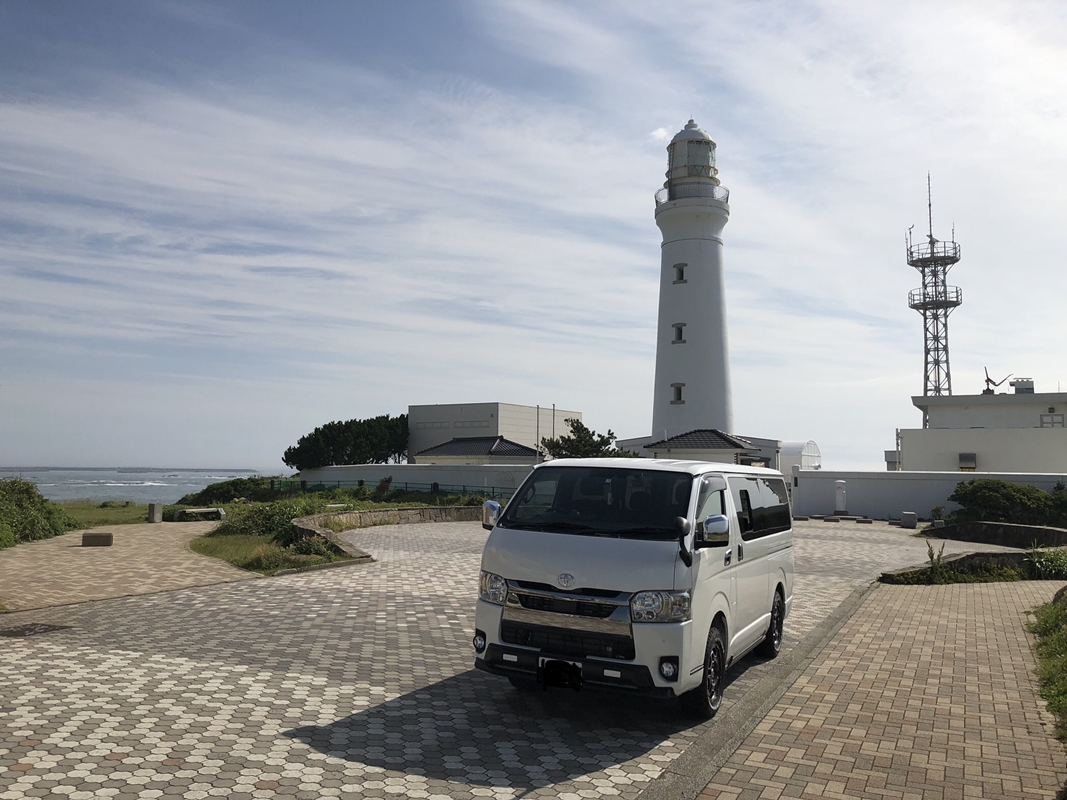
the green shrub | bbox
[371,476,393,502]
[1026,546,1067,580]
[947,479,1058,526]
[0,520,15,550]
[1028,594,1067,739]
[0,478,79,547]
[211,496,327,545]
[177,476,291,505]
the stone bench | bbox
[82,532,113,547]
[177,507,227,521]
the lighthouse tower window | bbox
[673,263,687,284]
[672,323,686,344]
[686,141,714,176]
[671,383,685,405]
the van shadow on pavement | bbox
[284,667,732,789]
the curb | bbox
[273,556,374,577]
[636,581,879,800]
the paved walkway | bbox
[0,519,1046,800]
[0,522,255,611]
[698,581,1067,800]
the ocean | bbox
[0,467,269,505]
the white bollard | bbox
[834,480,847,515]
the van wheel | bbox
[680,625,724,719]
[757,591,785,659]
[508,676,539,692]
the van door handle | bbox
[724,549,732,566]
[738,542,744,560]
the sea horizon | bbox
[1,466,290,504]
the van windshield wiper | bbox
[529,521,598,533]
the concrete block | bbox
[933,519,946,528]
[901,512,917,529]
[82,532,113,547]
[148,503,163,523]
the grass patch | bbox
[189,533,352,576]
[0,601,8,613]
[1028,593,1067,739]
[61,500,150,528]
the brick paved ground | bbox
[698,581,1067,800]
[0,522,254,612]
[0,520,1040,799]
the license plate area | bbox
[538,657,583,690]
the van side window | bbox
[737,489,754,535]
[695,481,728,546]
[758,477,792,535]
[729,475,791,541]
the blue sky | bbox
[3,1,1067,471]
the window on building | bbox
[673,263,687,284]
[959,453,977,471]
[671,383,685,405]
[1040,414,1064,428]
[672,323,686,344]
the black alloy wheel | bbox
[681,625,725,719]
[757,591,784,659]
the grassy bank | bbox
[1028,594,1067,740]
[61,500,150,528]
[189,534,352,576]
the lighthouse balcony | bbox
[908,286,962,311]
[655,183,730,206]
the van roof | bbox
[537,458,784,478]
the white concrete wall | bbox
[408,403,499,459]
[900,427,1067,472]
[791,468,1067,520]
[407,402,581,460]
[917,392,1067,429]
[651,195,731,439]
[497,404,581,450]
[300,463,535,492]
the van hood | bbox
[481,527,681,593]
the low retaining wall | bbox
[290,506,482,561]
[881,550,1031,582]
[930,521,1067,549]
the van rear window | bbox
[499,466,693,540]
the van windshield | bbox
[498,466,693,540]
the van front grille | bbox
[500,620,635,660]
[516,594,616,618]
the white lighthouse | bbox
[649,119,733,441]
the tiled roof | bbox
[644,429,754,451]
[415,436,537,458]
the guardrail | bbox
[907,240,960,264]
[908,286,962,310]
[654,182,730,206]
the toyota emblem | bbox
[556,573,576,589]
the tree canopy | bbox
[283,414,408,470]
[540,418,636,459]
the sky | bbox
[2,0,1067,472]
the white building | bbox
[650,119,733,439]
[407,403,581,463]
[896,379,1067,473]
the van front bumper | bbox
[476,643,677,698]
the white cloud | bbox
[2,1,1067,469]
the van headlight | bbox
[631,590,691,622]
[479,571,507,605]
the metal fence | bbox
[271,478,512,499]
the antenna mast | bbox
[907,177,962,427]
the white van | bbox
[472,458,793,718]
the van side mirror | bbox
[675,516,693,567]
[697,514,730,548]
[482,500,501,531]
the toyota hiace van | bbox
[472,458,793,718]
